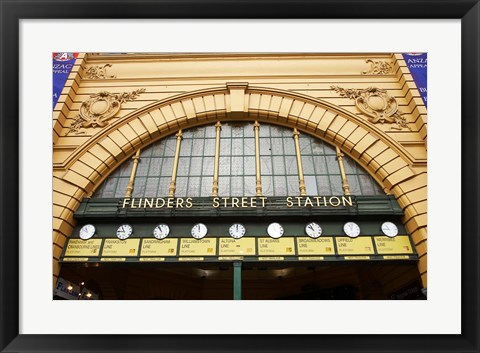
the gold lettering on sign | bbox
[120,196,354,209]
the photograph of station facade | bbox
[53,52,427,300]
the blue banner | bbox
[53,52,78,109]
[402,53,427,108]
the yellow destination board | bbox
[179,238,217,256]
[101,239,140,257]
[336,237,375,255]
[64,239,102,257]
[219,238,256,256]
[140,239,178,256]
[257,237,295,256]
[374,236,414,254]
[296,237,334,255]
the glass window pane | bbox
[220,139,231,155]
[175,177,188,197]
[343,157,357,174]
[161,158,174,176]
[272,156,286,175]
[177,158,190,176]
[244,138,255,155]
[316,175,332,195]
[119,159,134,177]
[203,157,214,175]
[302,155,315,174]
[330,175,343,195]
[259,138,271,155]
[244,157,256,175]
[144,177,159,197]
[232,138,243,155]
[149,158,161,176]
[313,156,328,175]
[201,176,213,197]
[326,156,340,174]
[158,177,171,196]
[262,175,274,196]
[304,175,318,195]
[260,156,273,175]
[219,156,230,175]
[205,125,216,138]
[132,177,146,197]
[189,157,203,175]
[346,174,361,195]
[191,139,204,156]
[285,156,298,175]
[323,143,336,155]
[151,141,166,157]
[101,177,118,198]
[244,176,256,196]
[271,138,284,155]
[273,176,287,196]
[311,140,324,154]
[204,139,216,156]
[218,177,230,196]
[231,176,243,195]
[231,156,244,176]
[136,158,150,176]
[179,139,192,156]
[287,176,300,196]
[186,176,201,197]
[283,139,296,155]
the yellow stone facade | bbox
[53,53,427,289]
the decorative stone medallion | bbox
[331,86,409,130]
[68,89,146,135]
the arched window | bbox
[92,122,383,198]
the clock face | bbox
[191,223,208,239]
[343,222,360,238]
[116,224,133,240]
[79,224,95,240]
[267,222,284,239]
[305,222,322,238]
[153,224,170,240]
[229,223,246,239]
[381,222,398,237]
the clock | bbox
[381,221,398,237]
[305,222,322,238]
[79,224,95,240]
[343,222,360,238]
[153,224,170,240]
[229,223,246,239]
[191,223,208,239]
[267,222,284,239]
[116,224,133,240]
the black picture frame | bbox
[1,1,479,352]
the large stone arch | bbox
[53,83,427,287]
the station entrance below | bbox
[57,261,424,300]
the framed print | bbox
[1,1,479,353]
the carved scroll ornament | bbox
[68,89,145,135]
[84,64,115,79]
[362,59,393,75]
[331,86,409,130]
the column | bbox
[168,130,183,197]
[212,122,222,196]
[253,121,263,196]
[336,146,351,195]
[124,148,141,198]
[292,128,307,196]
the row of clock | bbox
[79,221,399,241]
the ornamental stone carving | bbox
[362,59,393,75]
[84,64,115,79]
[68,89,146,135]
[331,86,409,130]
